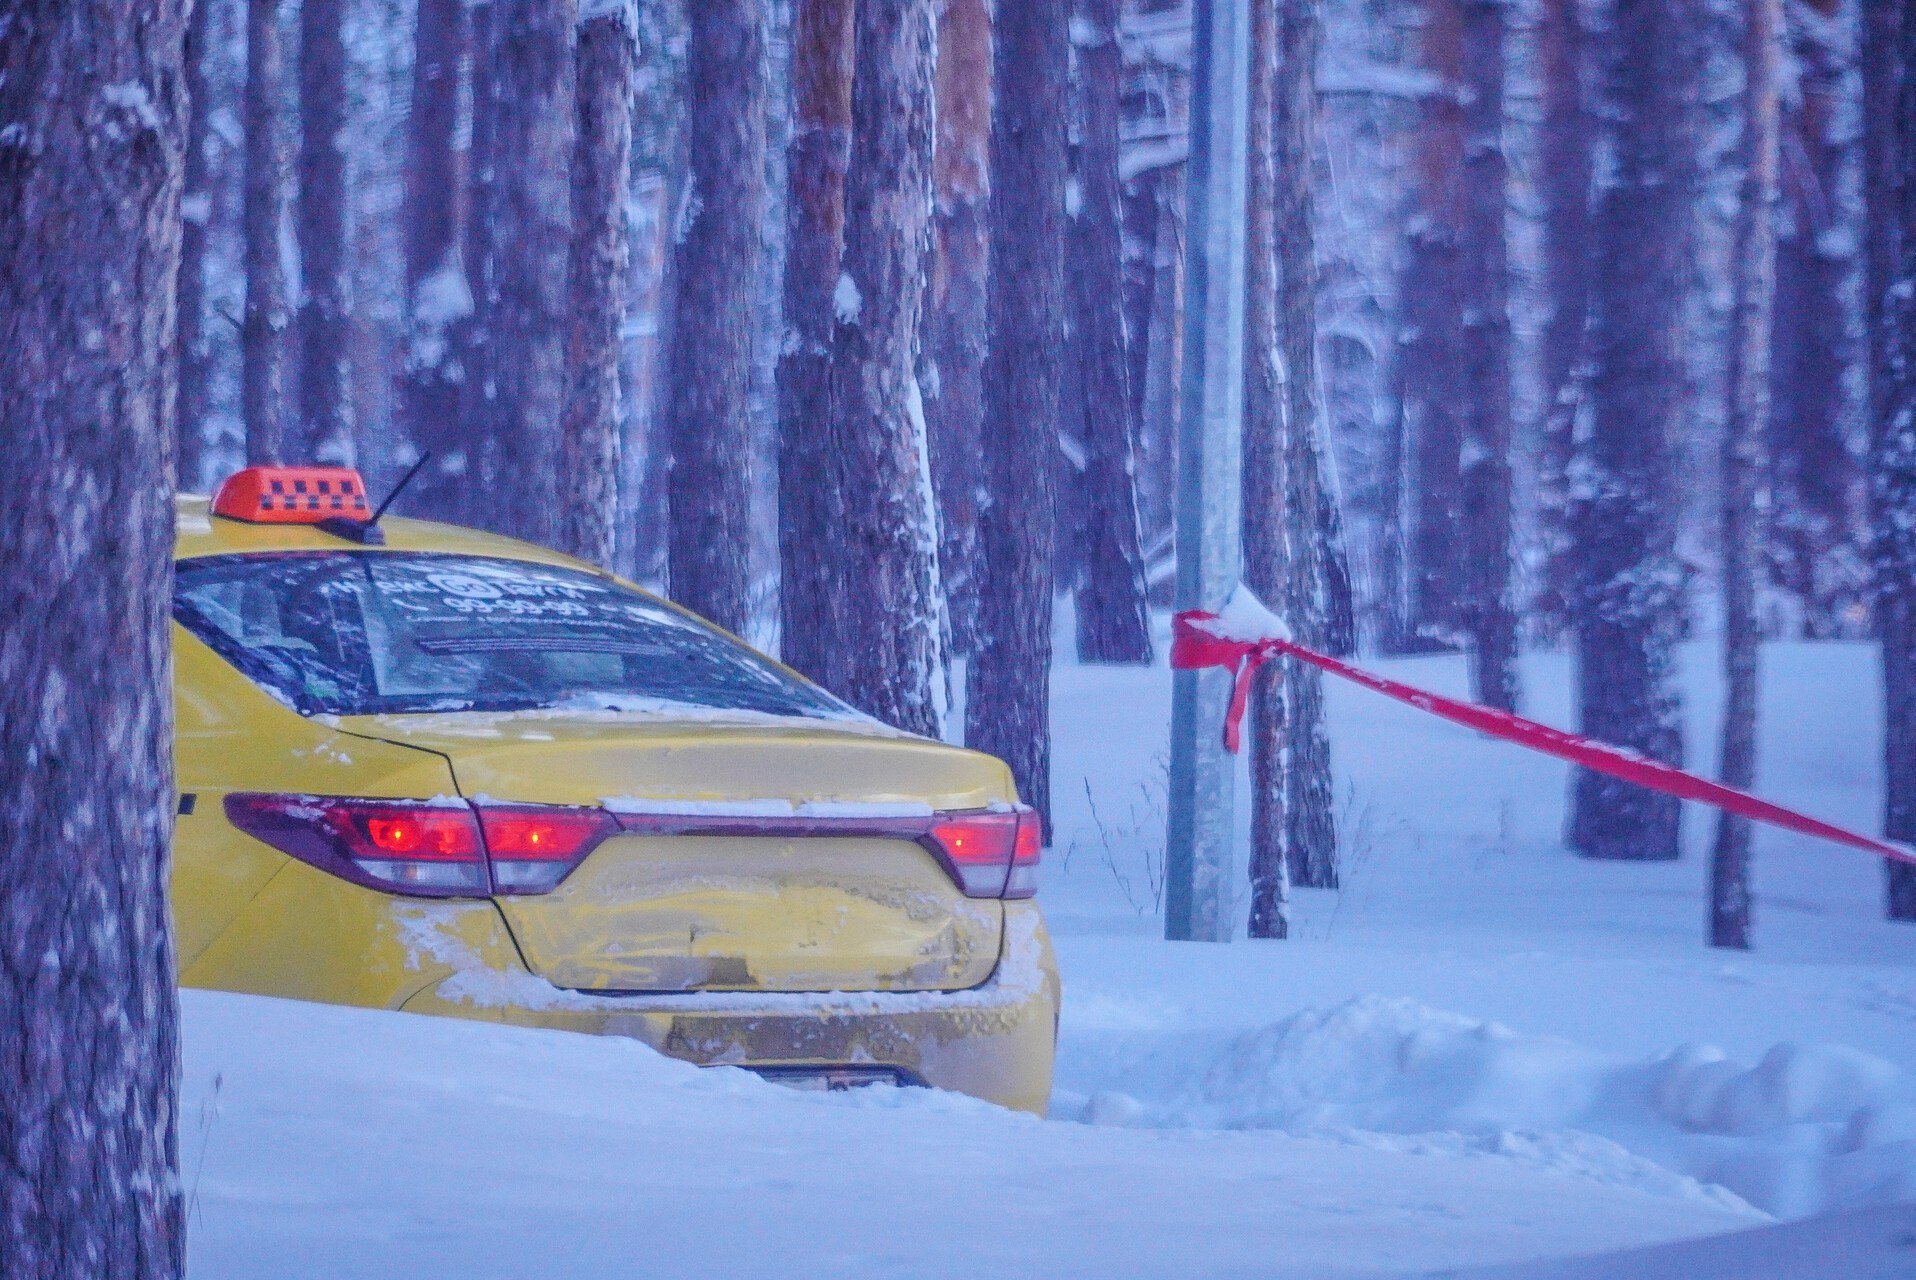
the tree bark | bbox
[969,0,1069,827]
[0,3,186,1273]
[1245,0,1293,939]
[822,0,946,735]
[297,0,354,466]
[777,0,856,682]
[1567,0,1692,862]
[178,0,216,491]
[1137,168,1186,556]
[560,8,637,568]
[1277,0,1342,890]
[469,0,577,547]
[243,0,292,464]
[667,0,765,635]
[925,0,992,658]
[1712,0,1783,952]
[1456,0,1518,711]
[1769,0,1860,637]
[1071,0,1153,665]
[1533,0,1592,643]
[1865,0,1916,921]
[400,0,472,522]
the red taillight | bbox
[927,808,1042,899]
[477,805,620,894]
[224,794,615,897]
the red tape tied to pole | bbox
[1171,608,1916,870]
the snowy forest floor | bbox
[183,630,1916,1277]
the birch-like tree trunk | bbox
[1567,0,1692,863]
[560,7,637,568]
[1712,0,1783,952]
[778,0,855,682]
[1277,0,1342,890]
[1456,0,1518,711]
[1245,0,1293,938]
[470,0,577,547]
[1071,0,1153,665]
[1865,0,1916,921]
[1533,0,1592,642]
[0,3,186,1272]
[243,0,291,463]
[925,0,992,657]
[667,0,766,634]
[969,0,1069,826]
[178,0,216,491]
[400,0,471,522]
[298,0,354,465]
[824,0,945,735]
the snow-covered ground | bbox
[184,636,1916,1277]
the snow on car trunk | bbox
[349,712,1016,992]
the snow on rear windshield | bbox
[173,552,851,720]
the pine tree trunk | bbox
[823,0,946,735]
[1533,0,1592,643]
[1456,0,1518,711]
[1072,0,1153,665]
[1245,0,1292,939]
[925,0,992,658]
[1769,0,1859,637]
[667,0,766,634]
[470,0,576,547]
[178,0,216,491]
[1389,0,1467,656]
[1866,0,1916,921]
[1277,0,1341,891]
[558,9,636,568]
[969,0,1069,827]
[1712,0,1783,952]
[243,0,292,464]
[297,0,354,466]
[1567,0,1692,863]
[777,0,855,682]
[400,0,472,522]
[0,3,186,1272]
[1137,169,1187,553]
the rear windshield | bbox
[173,551,852,720]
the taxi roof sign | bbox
[212,466,372,526]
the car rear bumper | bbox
[397,903,1060,1114]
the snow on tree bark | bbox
[400,0,472,523]
[242,0,292,463]
[297,0,354,466]
[1071,0,1153,665]
[777,0,855,684]
[1454,0,1518,713]
[469,0,577,547]
[822,0,947,736]
[1532,0,1593,644]
[560,8,637,569]
[969,0,1069,827]
[925,0,992,658]
[1245,0,1293,937]
[1712,0,1783,952]
[177,0,216,491]
[1865,0,1916,921]
[667,0,765,635]
[1567,0,1693,863]
[0,2,186,1273]
[1274,0,1344,890]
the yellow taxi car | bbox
[172,465,1058,1113]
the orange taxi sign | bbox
[211,466,371,525]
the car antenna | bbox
[317,451,432,546]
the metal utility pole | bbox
[1165,0,1252,942]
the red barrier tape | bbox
[1171,610,1916,869]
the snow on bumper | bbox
[398,904,1060,1114]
